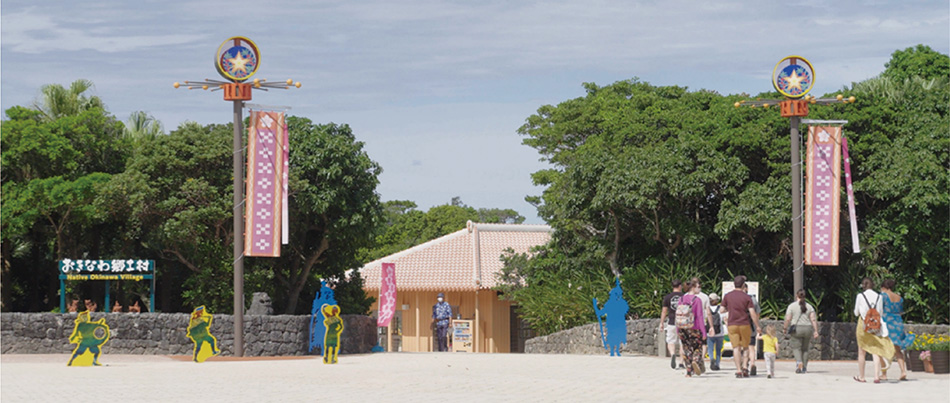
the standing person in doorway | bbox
[784,289,819,374]
[659,279,685,369]
[432,292,452,352]
[721,275,761,378]
[707,293,725,371]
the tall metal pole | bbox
[232,100,245,357]
[790,116,804,294]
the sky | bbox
[2,0,948,224]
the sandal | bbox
[853,376,866,383]
[899,375,908,381]
[736,372,743,378]
[873,379,882,384]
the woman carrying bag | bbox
[784,289,819,373]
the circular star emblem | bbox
[772,56,814,99]
[215,37,260,82]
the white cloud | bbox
[1,9,204,54]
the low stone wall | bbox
[0,313,376,356]
[526,319,950,360]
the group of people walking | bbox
[853,277,915,383]
[659,275,914,382]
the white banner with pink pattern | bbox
[804,126,841,266]
[244,110,285,257]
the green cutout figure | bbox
[187,306,220,363]
[68,311,110,366]
[322,304,343,364]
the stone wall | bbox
[526,319,950,360]
[0,313,376,356]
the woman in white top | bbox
[853,278,894,383]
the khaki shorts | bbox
[728,325,752,348]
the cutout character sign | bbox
[309,281,337,354]
[68,311,110,366]
[187,306,220,363]
[592,279,629,357]
[322,304,343,364]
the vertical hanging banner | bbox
[804,126,842,266]
[842,137,860,253]
[245,110,285,257]
[377,263,397,327]
[281,117,290,245]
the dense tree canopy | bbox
[498,45,948,334]
[2,97,384,315]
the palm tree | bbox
[32,79,104,121]
[123,111,165,141]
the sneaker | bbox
[711,363,720,371]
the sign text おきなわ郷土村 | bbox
[59,259,154,274]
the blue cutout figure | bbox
[592,279,629,357]
[309,281,337,354]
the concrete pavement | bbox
[2,353,947,402]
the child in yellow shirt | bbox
[761,324,779,378]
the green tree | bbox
[1,102,131,311]
[123,111,165,142]
[883,44,950,82]
[510,47,949,329]
[32,79,104,122]
[262,118,382,314]
[357,198,527,264]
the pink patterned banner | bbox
[377,263,396,327]
[244,110,285,257]
[842,137,860,253]
[804,126,841,266]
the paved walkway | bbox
[2,353,947,402]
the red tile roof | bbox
[359,221,552,291]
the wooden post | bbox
[414,292,420,352]
[475,289,480,353]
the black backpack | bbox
[710,305,722,334]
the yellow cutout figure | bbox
[322,304,343,364]
[67,311,110,366]
[187,306,220,363]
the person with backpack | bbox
[853,277,894,383]
[706,293,725,371]
[783,289,820,374]
[676,279,708,377]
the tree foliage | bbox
[358,198,527,264]
[500,46,948,334]
[1,90,385,315]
